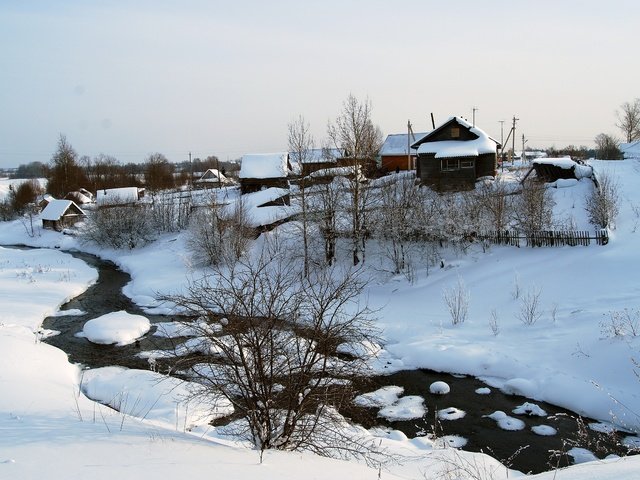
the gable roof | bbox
[289,148,342,164]
[379,132,430,156]
[41,199,85,221]
[412,117,499,159]
[239,153,290,179]
[197,168,228,183]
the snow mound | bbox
[76,310,150,346]
[354,386,403,408]
[378,395,426,421]
[532,425,557,436]
[568,447,598,464]
[437,407,466,421]
[81,366,233,429]
[435,435,468,448]
[429,381,450,395]
[485,411,526,431]
[589,422,616,434]
[475,387,491,395]
[513,402,547,417]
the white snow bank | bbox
[81,366,233,429]
[378,395,426,421]
[76,311,150,346]
[354,386,403,408]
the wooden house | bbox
[291,148,343,177]
[194,168,230,188]
[239,153,292,194]
[411,117,500,191]
[41,199,85,231]
[379,132,429,172]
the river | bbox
[38,248,628,474]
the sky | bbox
[1,0,638,168]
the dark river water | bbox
[35,248,632,475]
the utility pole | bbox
[189,151,193,189]
[510,116,519,164]
[499,120,505,169]
[472,106,479,127]
[522,134,528,163]
[407,119,416,171]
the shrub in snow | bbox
[442,277,469,325]
[429,381,450,395]
[585,170,620,228]
[518,286,542,326]
[82,204,156,249]
[600,308,640,338]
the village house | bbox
[411,117,500,191]
[41,199,86,231]
[291,148,343,177]
[239,153,292,194]
[379,131,429,172]
[194,168,230,188]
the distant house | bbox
[37,193,55,210]
[379,132,429,172]
[239,153,292,194]
[96,187,142,207]
[65,189,93,205]
[194,168,230,188]
[291,148,343,177]
[41,199,85,231]
[620,141,640,159]
[411,117,500,191]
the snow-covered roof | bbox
[66,191,93,204]
[620,141,640,159]
[41,199,85,221]
[533,157,593,179]
[379,132,429,156]
[415,117,498,158]
[290,148,342,164]
[96,187,140,206]
[239,153,290,179]
[196,168,228,183]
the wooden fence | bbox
[475,229,609,247]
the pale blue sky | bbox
[1,0,638,167]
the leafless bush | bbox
[489,309,500,336]
[512,179,555,234]
[82,204,155,249]
[518,286,542,326]
[149,190,192,232]
[600,308,640,338]
[187,200,253,267]
[443,277,470,325]
[162,239,382,462]
[586,171,620,229]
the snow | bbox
[532,425,557,436]
[513,402,547,417]
[239,153,290,179]
[379,132,429,156]
[41,199,84,221]
[485,411,526,431]
[429,380,450,394]
[290,148,341,164]
[534,157,594,179]
[475,387,492,395]
[223,187,299,228]
[416,117,498,158]
[5,157,640,478]
[96,187,140,206]
[196,168,229,184]
[377,395,426,421]
[437,407,466,421]
[353,385,403,408]
[76,310,151,346]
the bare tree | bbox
[46,134,89,197]
[288,115,315,277]
[594,133,622,160]
[616,99,640,143]
[317,180,341,265]
[586,170,620,229]
[144,153,175,191]
[82,204,155,249]
[328,94,383,265]
[512,180,555,235]
[162,239,381,462]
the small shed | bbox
[239,153,292,194]
[379,132,429,172]
[96,187,141,207]
[522,157,593,183]
[194,168,230,187]
[291,148,342,176]
[41,199,85,231]
[412,117,500,191]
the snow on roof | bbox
[197,168,228,183]
[67,191,93,204]
[96,187,140,206]
[379,132,429,156]
[620,141,640,159]
[41,199,84,221]
[239,153,290,179]
[415,117,499,158]
[533,157,593,179]
[290,148,342,164]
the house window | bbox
[460,159,474,169]
[451,127,460,138]
[441,159,459,171]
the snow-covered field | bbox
[2,160,640,479]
